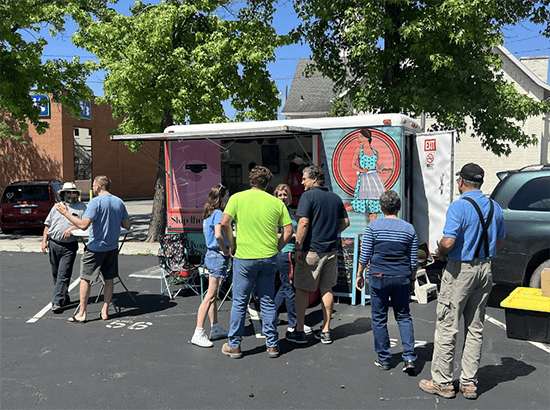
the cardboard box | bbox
[500,287,550,343]
[541,268,550,297]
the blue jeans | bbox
[274,252,296,328]
[369,275,416,364]
[48,240,78,304]
[229,256,278,348]
[205,250,230,278]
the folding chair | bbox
[158,233,201,299]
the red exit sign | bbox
[424,139,436,151]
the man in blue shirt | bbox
[56,175,131,323]
[287,166,350,345]
[420,163,505,400]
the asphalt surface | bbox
[1,249,549,409]
[2,199,549,409]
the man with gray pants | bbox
[419,163,505,400]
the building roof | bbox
[496,45,550,101]
[281,59,336,117]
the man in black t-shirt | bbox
[286,166,350,345]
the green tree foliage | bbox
[294,0,550,156]
[72,0,286,240]
[73,0,284,140]
[0,0,106,137]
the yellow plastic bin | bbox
[500,287,550,343]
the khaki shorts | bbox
[294,251,338,292]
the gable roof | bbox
[281,59,336,117]
[496,45,550,101]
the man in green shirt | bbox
[221,166,293,359]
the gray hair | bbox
[461,178,482,189]
[303,165,325,186]
[379,190,400,216]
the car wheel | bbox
[529,260,550,288]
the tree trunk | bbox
[146,110,173,242]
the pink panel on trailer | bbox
[168,140,221,231]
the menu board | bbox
[333,235,357,304]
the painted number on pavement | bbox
[106,320,153,331]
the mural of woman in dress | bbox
[349,129,385,222]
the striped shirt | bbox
[359,217,418,276]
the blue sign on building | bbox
[31,94,50,117]
[79,100,92,120]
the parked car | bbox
[0,180,63,234]
[490,164,550,288]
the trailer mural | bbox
[322,127,403,236]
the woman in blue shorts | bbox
[191,184,231,348]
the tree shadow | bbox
[0,117,62,190]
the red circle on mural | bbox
[332,128,401,196]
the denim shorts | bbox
[205,250,230,278]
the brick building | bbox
[1,97,160,199]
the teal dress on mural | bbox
[350,147,385,214]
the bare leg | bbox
[101,278,114,319]
[295,288,309,332]
[73,278,90,321]
[197,276,220,328]
[320,288,334,332]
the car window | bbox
[508,176,550,211]
[2,186,50,203]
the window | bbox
[508,177,550,211]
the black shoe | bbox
[51,303,62,314]
[60,296,71,306]
[286,330,307,344]
[374,358,390,371]
[313,330,333,344]
[403,360,415,375]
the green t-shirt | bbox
[224,189,292,259]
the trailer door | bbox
[412,130,456,253]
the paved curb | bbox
[0,236,159,256]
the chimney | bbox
[520,56,549,83]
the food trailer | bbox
[113,114,456,304]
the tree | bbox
[294,0,550,156]
[72,0,286,241]
[0,0,108,140]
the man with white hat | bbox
[41,182,87,313]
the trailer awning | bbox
[111,122,320,142]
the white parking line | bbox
[485,314,550,354]
[26,278,80,324]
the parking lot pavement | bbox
[1,251,549,409]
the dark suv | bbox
[0,180,63,234]
[490,164,550,287]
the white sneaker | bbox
[210,326,229,341]
[304,324,314,335]
[191,330,213,347]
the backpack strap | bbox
[462,197,494,259]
